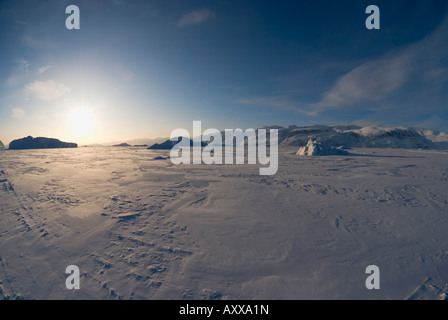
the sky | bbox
[1,0,448,145]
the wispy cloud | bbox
[323,21,447,113]
[178,9,214,27]
[16,59,30,73]
[11,107,27,119]
[6,59,30,86]
[38,65,52,74]
[234,14,448,124]
[313,50,414,110]
[313,14,448,113]
[23,35,56,48]
[24,80,70,101]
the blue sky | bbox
[1,0,448,144]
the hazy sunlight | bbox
[69,107,95,142]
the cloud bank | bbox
[24,80,70,101]
[38,65,52,74]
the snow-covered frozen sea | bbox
[1,146,447,300]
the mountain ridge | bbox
[199,124,448,150]
[262,124,448,150]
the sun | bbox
[69,107,95,140]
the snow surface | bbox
[1,146,448,300]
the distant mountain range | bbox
[192,124,448,150]
[87,138,166,147]
[113,143,132,147]
[269,125,448,150]
[128,125,448,151]
[2,125,448,151]
[148,137,208,150]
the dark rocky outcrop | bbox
[113,143,131,147]
[148,137,207,150]
[0,140,4,149]
[148,139,178,150]
[9,136,77,150]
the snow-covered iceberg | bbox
[296,138,349,156]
